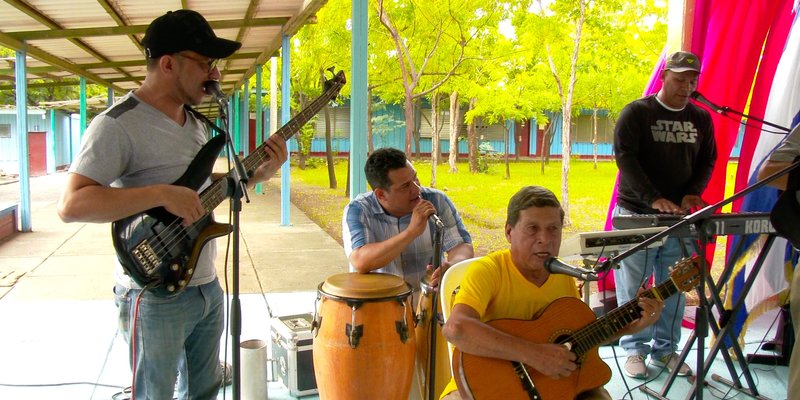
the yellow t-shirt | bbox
[440,249,580,398]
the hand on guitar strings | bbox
[161,184,206,227]
[248,136,288,186]
[527,342,578,380]
[630,295,664,331]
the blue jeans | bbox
[114,279,225,400]
[613,206,695,359]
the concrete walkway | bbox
[0,171,346,399]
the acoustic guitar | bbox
[111,71,346,297]
[453,256,701,400]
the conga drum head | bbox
[319,272,411,300]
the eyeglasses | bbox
[175,53,219,73]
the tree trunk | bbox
[561,110,571,226]
[467,98,478,173]
[322,69,337,189]
[297,95,308,170]
[414,98,422,160]
[448,90,459,173]
[324,104,336,189]
[559,0,587,228]
[504,122,510,179]
[540,122,552,175]
[431,92,440,187]
[515,122,521,162]
[403,93,415,157]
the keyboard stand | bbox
[642,232,776,400]
[601,160,800,400]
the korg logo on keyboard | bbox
[706,215,775,236]
[745,219,775,234]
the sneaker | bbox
[221,361,233,386]
[624,355,648,379]
[652,353,692,376]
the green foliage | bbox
[296,117,318,157]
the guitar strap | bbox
[770,155,800,249]
[184,105,229,139]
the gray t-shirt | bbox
[70,92,217,288]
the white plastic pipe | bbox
[240,339,269,400]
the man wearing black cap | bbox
[611,50,716,379]
[57,9,288,399]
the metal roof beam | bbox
[0,32,125,92]
[4,18,291,41]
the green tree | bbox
[374,0,500,159]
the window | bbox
[0,124,10,139]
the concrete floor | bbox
[0,172,789,400]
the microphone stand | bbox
[427,223,444,400]
[598,159,800,400]
[212,100,250,400]
[693,94,791,133]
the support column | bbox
[15,49,31,232]
[255,65,264,194]
[242,78,250,155]
[350,0,369,198]
[280,35,292,226]
[48,109,56,174]
[79,77,87,142]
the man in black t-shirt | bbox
[613,51,717,379]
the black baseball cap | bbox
[142,10,242,59]
[665,51,701,73]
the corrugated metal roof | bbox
[0,0,327,114]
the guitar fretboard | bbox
[198,72,345,213]
[567,277,680,357]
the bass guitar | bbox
[112,71,346,297]
[453,256,701,400]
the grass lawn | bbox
[287,157,738,266]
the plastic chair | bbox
[439,257,479,372]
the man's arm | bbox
[442,303,578,380]
[758,160,792,190]
[349,228,420,273]
[445,242,474,266]
[348,198,434,273]
[57,172,206,225]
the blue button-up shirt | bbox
[342,187,472,292]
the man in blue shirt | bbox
[343,147,474,292]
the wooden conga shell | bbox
[313,273,416,400]
[413,276,452,400]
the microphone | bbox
[690,91,724,114]
[417,190,445,230]
[545,257,598,281]
[203,80,228,107]
[430,213,445,230]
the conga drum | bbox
[413,275,452,400]
[312,272,416,400]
